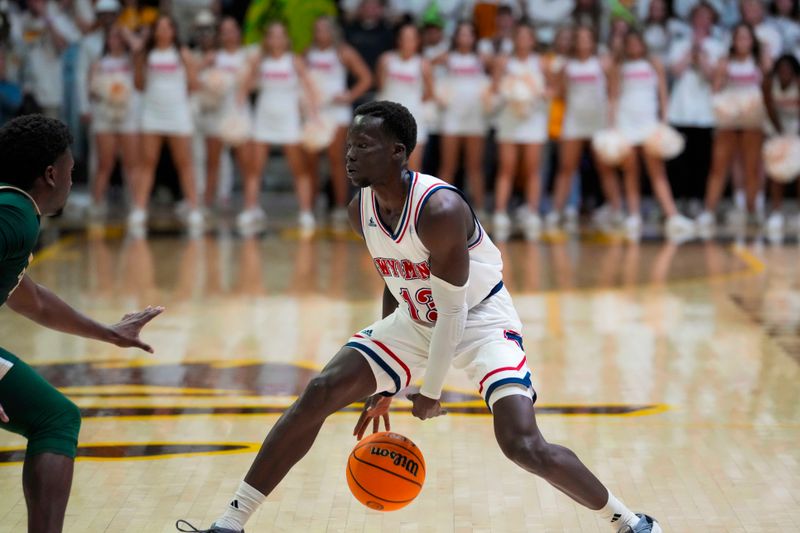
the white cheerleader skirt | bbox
[92,92,141,135]
[561,105,607,141]
[252,94,302,145]
[496,104,548,144]
[140,95,193,136]
[617,113,658,145]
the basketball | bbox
[346,432,426,511]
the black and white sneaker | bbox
[616,513,662,533]
[175,519,243,533]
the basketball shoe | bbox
[175,520,242,533]
[616,513,662,533]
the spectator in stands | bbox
[770,0,800,55]
[343,0,394,104]
[526,0,576,46]
[0,48,21,123]
[118,0,159,36]
[304,15,372,226]
[477,4,514,59]
[78,0,123,125]
[18,0,80,118]
[132,15,202,233]
[376,22,433,171]
[742,0,782,64]
[666,2,724,208]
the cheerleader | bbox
[764,54,800,233]
[610,30,695,238]
[376,23,434,171]
[548,25,622,230]
[246,21,318,232]
[197,17,253,217]
[434,22,489,213]
[697,23,770,232]
[305,16,372,225]
[133,15,202,233]
[88,24,141,220]
[492,22,549,241]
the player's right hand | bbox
[0,402,8,423]
[353,394,392,440]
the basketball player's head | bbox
[346,101,417,188]
[0,115,73,214]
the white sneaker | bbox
[696,210,715,229]
[87,201,108,221]
[299,211,316,232]
[625,214,642,233]
[236,207,266,232]
[127,208,147,228]
[186,209,205,234]
[174,200,191,221]
[725,206,747,228]
[330,207,349,226]
[545,211,561,231]
[665,214,695,239]
[592,204,612,226]
[493,212,511,241]
[766,212,784,234]
[564,206,579,231]
[522,212,542,241]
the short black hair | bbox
[354,100,417,158]
[0,115,72,191]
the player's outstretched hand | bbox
[407,393,447,421]
[0,402,8,423]
[108,306,165,353]
[353,394,392,440]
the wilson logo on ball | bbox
[369,446,420,477]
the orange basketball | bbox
[346,431,426,511]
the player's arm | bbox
[6,274,163,352]
[407,189,472,420]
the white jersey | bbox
[141,47,193,135]
[252,53,301,144]
[768,78,800,135]
[441,51,488,136]
[91,54,139,133]
[359,171,504,325]
[379,53,427,143]
[727,57,762,92]
[306,46,351,125]
[196,48,248,136]
[616,59,659,144]
[496,54,548,144]
[562,56,607,139]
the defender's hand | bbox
[0,402,8,423]
[407,393,447,421]
[353,394,392,440]
[109,306,165,353]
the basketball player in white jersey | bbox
[175,101,660,533]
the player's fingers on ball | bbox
[383,413,390,431]
[372,417,378,434]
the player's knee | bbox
[27,395,82,459]
[297,375,338,415]
[498,434,556,476]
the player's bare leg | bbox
[177,348,378,532]
[23,453,74,533]
[492,394,660,532]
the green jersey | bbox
[0,184,41,307]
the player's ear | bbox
[42,165,57,188]
[392,142,406,161]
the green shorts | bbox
[0,348,81,458]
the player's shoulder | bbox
[411,173,470,230]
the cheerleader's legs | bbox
[620,150,642,216]
[408,143,425,171]
[551,139,583,214]
[641,149,678,217]
[92,132,120,205]
[246,143,269,211]
[437,134,461,185]
[493,142,520,214]
[166,135,199,208]
[283,144,314,213]
[327,127,349,209]
[464,136,486,211]
[134,134,164,210]
[205,137,224,208]
[739,129,764,213]
[521,142,543,214]
[703,129,737,213]
[591,148,623,214]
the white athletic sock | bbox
[214,480,266,531]
[597,491,639,531]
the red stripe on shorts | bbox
[353,334,412,387]
[478,356,527,394]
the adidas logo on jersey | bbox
[361,329,373,337]
[368,217,377,227]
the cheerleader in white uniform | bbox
[610,30,694,238]
[376,23,434,171]
[88,25,141,219]
[133,15,202,232]
[698,23,769,230]
[434,22,490,213]
[549,26,622,230]
[492,22,550,241]
[198,17,252,215]
[305,16,372,224]
[245,21,318,231]
[764,54,800,233]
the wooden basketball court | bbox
[0,229,798,532]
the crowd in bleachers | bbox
[1,0,799,240]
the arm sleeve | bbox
[419,274,468,400]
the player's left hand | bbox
[108,306,165,353]
[0,402,8,423]
[407,393,447,421]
